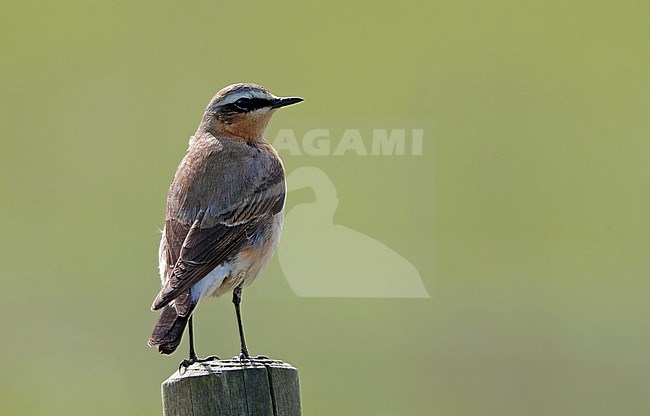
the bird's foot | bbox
[238,348,250,361]
[178,355,219,374]
[233,352,268,361]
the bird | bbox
[148,83,302,368]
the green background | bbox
[2,1,649,415]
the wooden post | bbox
[161,358,301,416]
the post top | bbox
[164,358,298,382]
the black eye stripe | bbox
[230,97,273,112]
[233,97,250,107]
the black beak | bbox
[271,97,304,109]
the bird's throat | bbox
[213,111,273,143]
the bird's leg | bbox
[233,284,251,359]
[178,315,219,373]
[187,315,198,361]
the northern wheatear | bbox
[148,83,302,367]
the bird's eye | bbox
[234,98,253,111]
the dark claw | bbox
[238,348,250,361]
[178,359,192,374]
[178,355,220,374]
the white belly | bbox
[190,262,234,302]
[188,212,284,303]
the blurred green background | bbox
[2,1,650,415]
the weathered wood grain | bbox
[161,358,301,416]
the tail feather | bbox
[148,303,193,355]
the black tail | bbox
[148,302,193,355]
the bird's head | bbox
[199,83,303,142]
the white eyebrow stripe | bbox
[218,90,275,107]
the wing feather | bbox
[151,157,284,310]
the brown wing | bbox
[151,160,285,311]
